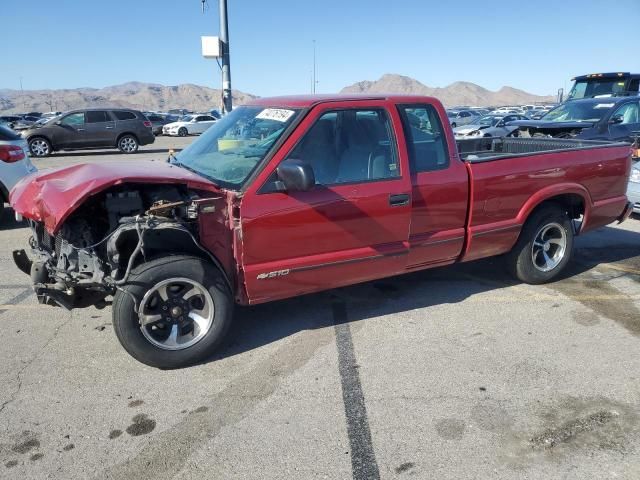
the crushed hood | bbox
[10,160,219,234]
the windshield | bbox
[179,115,195,122]
[541,102,612,123]
[568,79,629,100]
[447,111,458,117]
[174,106,300,188]
[475,115,503,126]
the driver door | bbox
[240,101,412,304]
[55,112,86,148]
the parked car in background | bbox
[0,124,37,223]
[11,116,40,131]
[508,97,640,142]
[446,109,480,127]
[162,114,217,136]
[567,72,640,101]
[0,116,22,129]
[144,113,174,135]
[453,113,529,138]
[21,108,155,157]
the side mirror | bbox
[275,159,315,192]
[609,114,624,125]
[55,120,62,126]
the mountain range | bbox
[0,82,257,114]
[0,75,556,114]
[341,74,556,106]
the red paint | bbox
[10,160,220,233]
[10,95,632,306]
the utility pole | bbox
[219,0,232,113]
[19,77,25,112]
[312,40,317,94]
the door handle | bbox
[389,193,410,207]
[105,126,114,129]
[76,128,86,132]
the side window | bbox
[398,105,449,172]
[112,111,137,121]
[61,112,85,126]
[287,109,399,185]
[628,79,640,94]
[612,102,639,125]
[460,111,470,118]
[85,111,109,123]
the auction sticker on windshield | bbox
[256,108,295,122]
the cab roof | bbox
[246,94,441,108]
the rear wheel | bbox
[29,137,51,157]
[178,127,188,137]
[118,134,139,153]
[112,255,233,369]
[506,204,574,284]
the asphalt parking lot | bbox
[1,137,640,479]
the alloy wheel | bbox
[531,222,567,272]
[138,278,215,351]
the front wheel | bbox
[112,255,233,368]
[506,204,574,284]
[29,137,52,157]
[118,134,139,153]
[178,127,188,137]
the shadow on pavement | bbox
[0,206,27,231]
[206,225,640,366]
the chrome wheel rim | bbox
[30,139,49,156]
[179,128,187,136]
[138,278,214,351]
[120,137,137,152]
[531,222,567,272]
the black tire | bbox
[117,134,139,154]
[506,204,574,284]
[178,127,188,137]
[29,137,52,157]
[112,255,233,369]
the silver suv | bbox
[0,125,37,223]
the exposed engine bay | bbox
[14,184,224,309]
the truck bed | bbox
[456,137,630,163]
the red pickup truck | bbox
[10,95,633,368]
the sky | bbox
[3,0,639,97]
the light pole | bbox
[219,0,232,113]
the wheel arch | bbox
[108,223,234,294]
[27,134,53,148]
[116,132,139,144]
[516,184,592,233]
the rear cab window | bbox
[397,105,450,172]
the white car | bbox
[162,114,217,137]
[0,124,37,223]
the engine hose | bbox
[112,216,145,286]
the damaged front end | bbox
[13,184,230,310]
